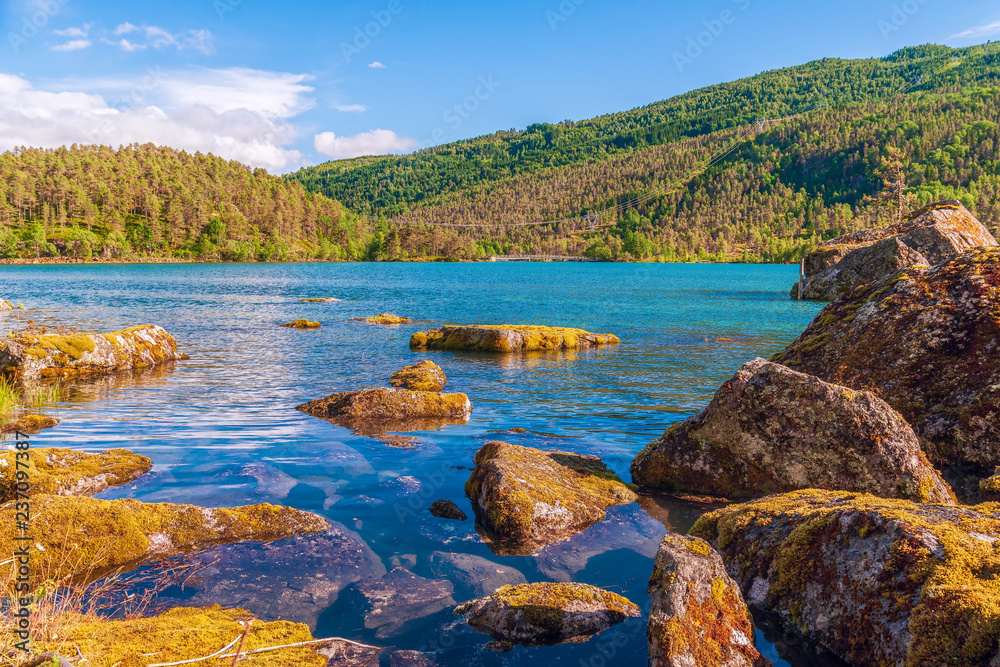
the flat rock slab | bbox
[391,360,447,392]
[0,414,60,435]
[631,358,954,504]
[691,490,1000,666]
[282,319,321,328]
[149,525,386,629]
[410,325,619,352]
[647,533,767,667]
[0,447,152,502]
[348,567,456,639]
[0,324,185,380]
[354,313,411,325]
[465,441,637,556]
[429,551,527,600]
[458,582,641,647]
[297,387,472,435]
[774,247,1000,468]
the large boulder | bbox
[457,582,641,647]
[410,325,619,352]
[647,533,768,667]
[390,360,447,392]
[296,387,472,434]
[0,325,186,380]
[690,490,1000,667]
[0,447,152,501]
[774,247,1000,467]
[464,441,637,555]
[631,359,954,504]
[793,200,997,300]
[0,495,329,577]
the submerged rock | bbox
[354,313,411,325]
[631,358,954,504]
[0,447,151,501]
[37,605,377,666]
[428,499,467,521]
[296,387,472,434]
[390,650,439,667]
[0,414,60,434]
[410,325,620,352]
[465,441,637,555]
[793,200,997,300]
[691,490,1000,667]
[429,551,527,599]
[774,247,1000,467]
[390,360,447,392]
[457,582,641,647]
[0,495,329,577]
[0,324,186,380]
[347,567,456,639]
[281,318,321,329]
[647,533,767,667]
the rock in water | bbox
[410,325,619,352]
[281,319,321,329]
[465,441,637,555]
[390,651,439,667]
[0,299,12,311]
[690,490,1000,666]
[457,582,641,646]
[428,499,467,521]
[391,360,448,392]
[0,447,151,501]
[296,387,472,434]
[0,325,185,380]
[631,359,954,504]
[348,567,455,639]
[429,551,527,599]
[774,247,1000,467]
[793,200,997,300]
[647,533,767,667]
[0,414,60,434]
[354,313,411,325]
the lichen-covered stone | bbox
[296,387,472,434]
[774,247,1000,468]
[0,447,152,501]
[793,200,998,300]
[0,299,12,311]
[348,567,456,639]
[0,324,185,380]
[0,495,330,576]
[647,533,768,667]
[0,413,59,434]
[390,360,447,392]
[29,605,376,666]
[631,359,954,504]
[410,325,620,352]
[299,297,341,302]
[354,313,411,325]
[465,441,637,555]
[429,499,467,520]
[457,582,641,646]
[690,490,1000,667]
[281,318,321,329]
[981,469,1000,498]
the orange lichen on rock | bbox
[354,313,411,325]
[390,360,447,392]
[281,319,321,329]
[410,325,619,352]
[296,387,472,434]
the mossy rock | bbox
[410,325,620,352]
[690,490,1000,666]
[281,319,321,329]
[0,413,60,435]
[296,387,472,435]
[298,297,341,302]
[0,299,14,312]
[465,441,637,555]
[981,469,1000,497]
[457,582,640,646]
[775,246,1000,469]
[0,495,329,577]
[28,605,377,666]
[390,360,447,392]
[0,447,151,501]
[354,313,411,325]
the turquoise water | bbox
[0,262,832,665]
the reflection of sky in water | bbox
[0,262,842,666]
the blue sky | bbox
[1,0,998,172]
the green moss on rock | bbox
[281,319,321,329]
[0,447,151,501]
[389,360,448,392]
[0,413,60,435]
[410,324,619,352]
[354,313,411,325]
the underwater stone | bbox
[428,499,467,521]
[348,567,456,639]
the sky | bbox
[1,0,998,173]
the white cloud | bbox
[332,103,367,113]
[53,25,91,38]
[52,39,91,52]
[314,129,417,159]
[0,69,315,172]
[368,61,387,69]
[114,22,140,35]
[101,23,213,53]
[949,20,1000,40]
[115,38,146,52]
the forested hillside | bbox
[0,145,368,262]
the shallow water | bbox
[0,262,839,665]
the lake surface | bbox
[0,262,832,665]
